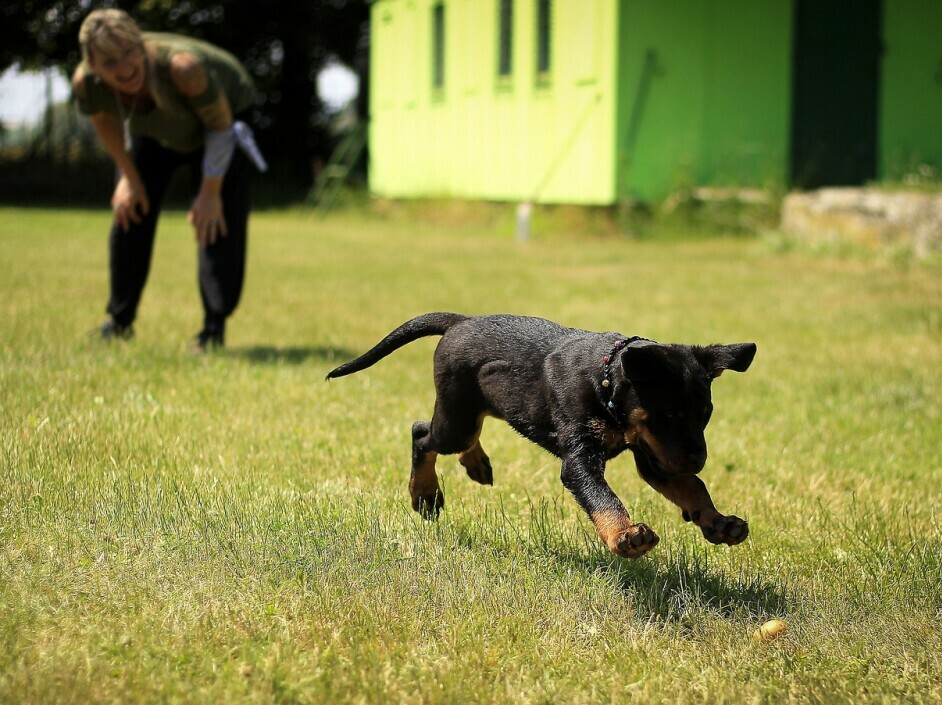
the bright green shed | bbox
[368,0,942,204]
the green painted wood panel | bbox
[615,0,791,201]
[369,0,619,204]
[879,0,942,181]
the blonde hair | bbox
[78,9,174,112]
[78,9,144,66]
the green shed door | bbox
[790,0,882,188]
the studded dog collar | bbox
[600,336,656,426]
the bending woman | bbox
[73,8,265,351]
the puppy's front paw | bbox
[612,523,660,559]
[699,514,748,546]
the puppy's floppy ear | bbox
[696,343,757,378]
[620,344,672,384]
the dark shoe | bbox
[100,319,133,341]
[191,327,224,354]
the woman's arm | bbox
[73,65,150,232]
[170,52,233,247]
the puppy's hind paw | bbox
[612,523,660,559]
[459,444,493,486]
[700,514,749,546]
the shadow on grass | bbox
[579,548,792,623]
[449,497,792,623]
[229,345,357,366]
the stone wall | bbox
[781,188,942,256]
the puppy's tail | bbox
[326,312,470,380]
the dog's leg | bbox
[635,458,748,546]
[561,452,659,558]
[410,421,443,519]
[411,395,491,518]
[457,414,493,486]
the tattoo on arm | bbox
[170,52,232,131]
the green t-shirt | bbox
[75,32,256,153]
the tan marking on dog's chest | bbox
[588,419,626,451]
[589,408,649,451]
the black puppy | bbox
[327,313,756,558]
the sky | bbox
[0,62,358,127]
[0,66,72,126]
[318,61,359,112]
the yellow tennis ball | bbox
[754,619,786,642]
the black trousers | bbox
[106,134,251,332]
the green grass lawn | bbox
[1,205,941,704]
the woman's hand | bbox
[188,188,227,247]
[111,174,150,232]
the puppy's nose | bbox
[687,451,706,468]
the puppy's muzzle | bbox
[640,442,706,476]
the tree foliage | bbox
[1,0,370,195]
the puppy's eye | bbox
[663,411,685,421]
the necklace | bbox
[113,90,139,153]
